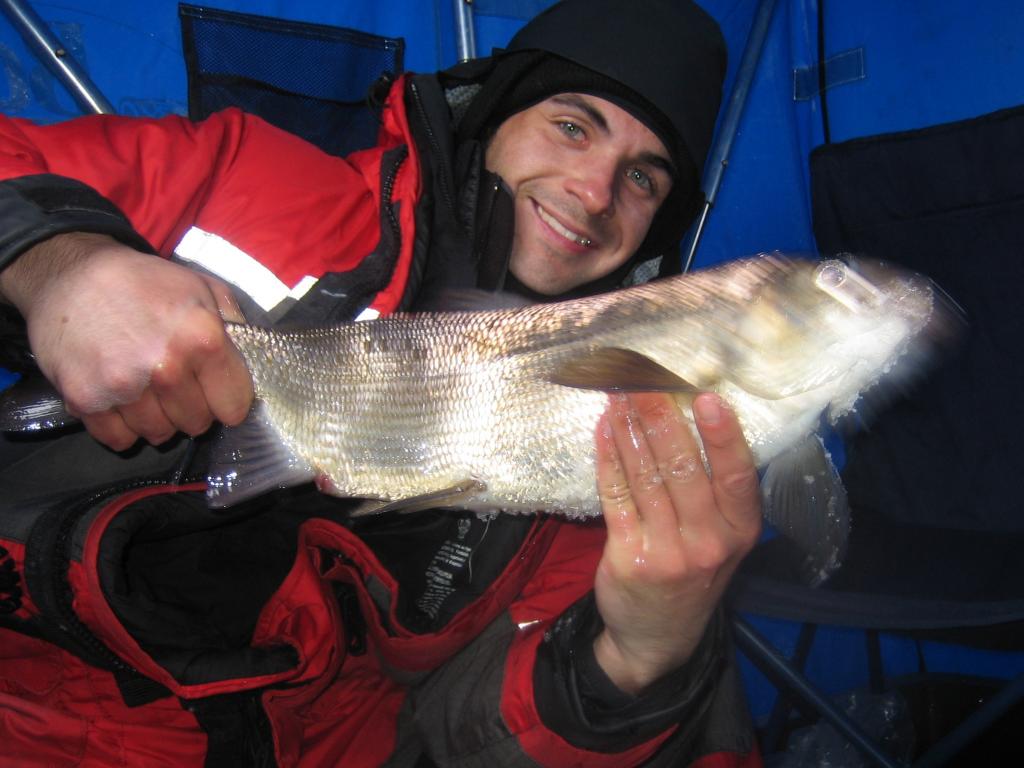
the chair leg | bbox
[912,672,1024,768]
[733,616,908,768]
[866,629,885,693]
[761,622,818,752]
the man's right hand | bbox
[0,232,254,450]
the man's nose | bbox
[565,156,616,217]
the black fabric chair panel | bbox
[732,103,1024,767]
[179,3,404,158]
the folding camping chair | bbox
[178,3,404,159]
[728,101,1024,767]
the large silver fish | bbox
[0,253,950,580]
[207,253,952,579]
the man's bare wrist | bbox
[592,625,702,697]
[593,631,663,696]
[0,232,116,312]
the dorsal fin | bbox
[429,289,534,313]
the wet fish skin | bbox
[209,254,947,530]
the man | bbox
[0,0,763,765]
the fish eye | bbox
[815,260,885,312]
[815,261,847,289]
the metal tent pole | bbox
[453,0,477,62]
[0,0,114,115]
[682,0,778,272]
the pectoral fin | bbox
[760,435,850,586]
[548,347,702,393]
[349,478,488,517]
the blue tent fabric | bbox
[3,1,1023,267]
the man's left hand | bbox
[592,391,762,695]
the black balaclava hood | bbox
[447,0,726,287]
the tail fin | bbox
[206,401,316,507]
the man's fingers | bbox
[163,306,254,430]
[195,337,254,427]
[203,274,246,324]
[595,410,640,546]
[604,393,690,545]
[600,392,718,545]
[194,281,254,424]
[624,392,727,540]
[691,393,761,532]
[151,362,215,437]
[116,388,178,445]
[80,409,139,452]
[18,242,256,450]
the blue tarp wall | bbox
[2,0,1024,727]
[4,0,1023,266]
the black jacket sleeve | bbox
[534,592,730,752]
[0,174,153,272]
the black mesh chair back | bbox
[730,103,1024,767]
[179,3,404,158]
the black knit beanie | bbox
[450,0,727,266]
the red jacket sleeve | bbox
[0,108,386,287]
[404,520,761,767]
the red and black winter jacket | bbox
[0,74,760,767]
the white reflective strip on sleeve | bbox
[354,307,380,322]
[290,275,319,301]
[174,227,316,312]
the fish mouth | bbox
[533,201,594,249]
[814,259,886,312]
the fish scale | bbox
[227,316,609,513]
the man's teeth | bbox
[537,206,592,247]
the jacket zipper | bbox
[408,78,457,220]
[381,144,409,254]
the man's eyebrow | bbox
[550,94,610,133]
[640,151,676,179]
[550,94,676,178]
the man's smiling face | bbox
[484,93,674,295]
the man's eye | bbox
[558,121,585,140]
[628,167,654,193]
